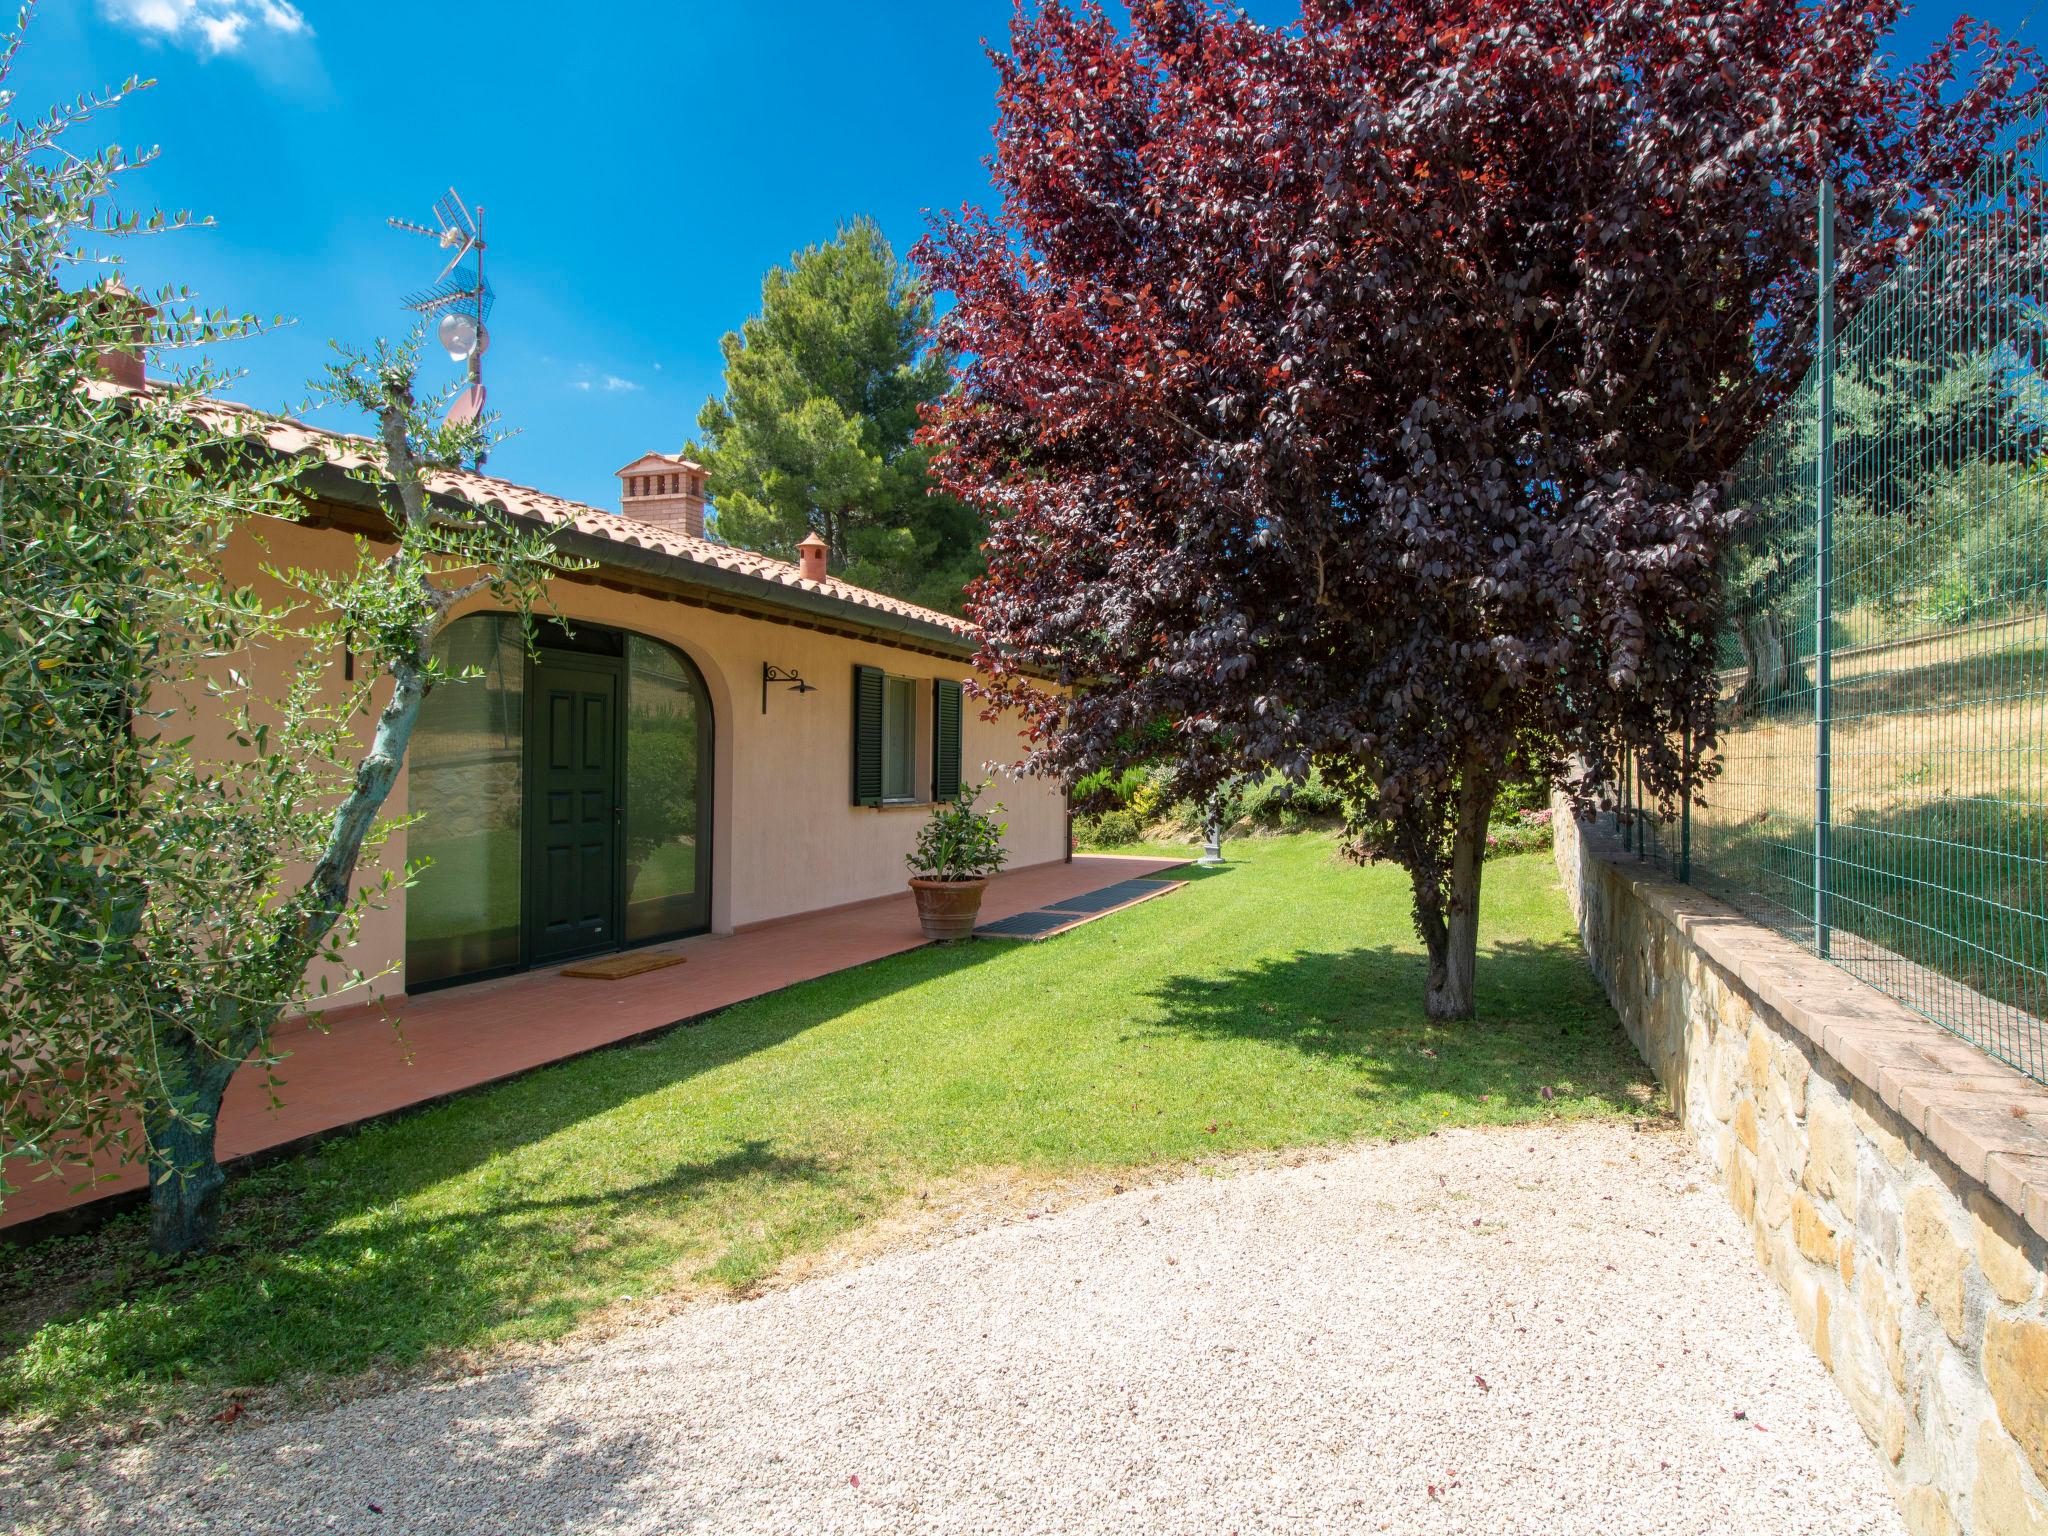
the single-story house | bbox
[169,388,1069,1004]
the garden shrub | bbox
[1126,776,1166,822]
[1236,765,1343,831]
[1492,773,1553,822]
[1486,808,1555,859]
[1082,762,1543,849]
[1075,808,1144,847]
[1926,465,2048,625]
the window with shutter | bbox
[881,676,917,801]
[851,664,885,805]
[932,678,964,801]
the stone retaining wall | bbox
[1555,810,2048,1535]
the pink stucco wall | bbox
[217,516,1068,1009]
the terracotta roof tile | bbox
[116,385,977,642]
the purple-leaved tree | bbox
[918,0,2042,1016]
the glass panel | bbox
[624,635,709,942]
[407,614,525,987]
[883,676,916,801]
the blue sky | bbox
[15,0,2032,514]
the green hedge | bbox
[1071,763,1556,854]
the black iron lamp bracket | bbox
[762,663,816,714]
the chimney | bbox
[616,454,708,539]
[91,278,155,391]
[798,531,829,582]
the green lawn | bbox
[0,835,1654,1427]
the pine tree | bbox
[690,219,980,612]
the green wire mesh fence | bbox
[1625,126,2048,1086]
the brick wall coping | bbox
[1577,822,2048,1243]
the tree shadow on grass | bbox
[0,944,1016,1419]
[10,1138,851,1407]
[306,1136,827,1235]
[0,1146,863,1534]
[270,937,1012,1212]
[1140,935,1655,1119]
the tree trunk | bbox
[1758,613,1788,696]
[126,400,503,1259]
[1426,867,1482,1020]
[142,631,424,1257]
[1423,773,1498,1022]
[144,1026,255,1257]
[1748,616,1776,696]
[1732,623,1761,718]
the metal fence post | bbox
[1638,753,1649,863]
[1700,119,2048,1086]
[1623,753,1634,851]
[1814,180,1836,958]
[1680,725,1692,884]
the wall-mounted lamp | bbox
[762,663,816,714]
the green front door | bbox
[526,655,621,963]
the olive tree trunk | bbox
[143,1021,259,1257]
[143,651,428,1258]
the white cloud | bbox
[571,373,642,394]
[100,0,310,57]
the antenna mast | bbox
[387,188,492,466]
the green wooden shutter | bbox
[932,678,964,802]
[852,664,885,806]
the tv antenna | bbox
[388,188,492,464]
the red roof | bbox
[164,391,975,643]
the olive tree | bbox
[0,26,574,1254]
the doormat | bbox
[974,878,1183,941]
[1044,877,1179,915]
[972,909,1079,939]
[560,952,688,980]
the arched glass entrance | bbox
[405,615,714,991]
[622,634,712,941]
[406,615,525,986]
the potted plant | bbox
[906,783,1010,942]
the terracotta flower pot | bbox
[909,876,990,943]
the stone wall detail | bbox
[1555,810,2048,1535]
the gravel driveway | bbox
[13,1122,1903,1536]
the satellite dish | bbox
[444,382,486,427]
[439,311,478,362]
[390,187,495,467]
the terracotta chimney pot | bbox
[616,454,708,539]
[91,278,155,390]
[798,531,829,582]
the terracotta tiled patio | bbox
[1,854,1185,1235]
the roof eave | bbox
[300,462,980,660]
